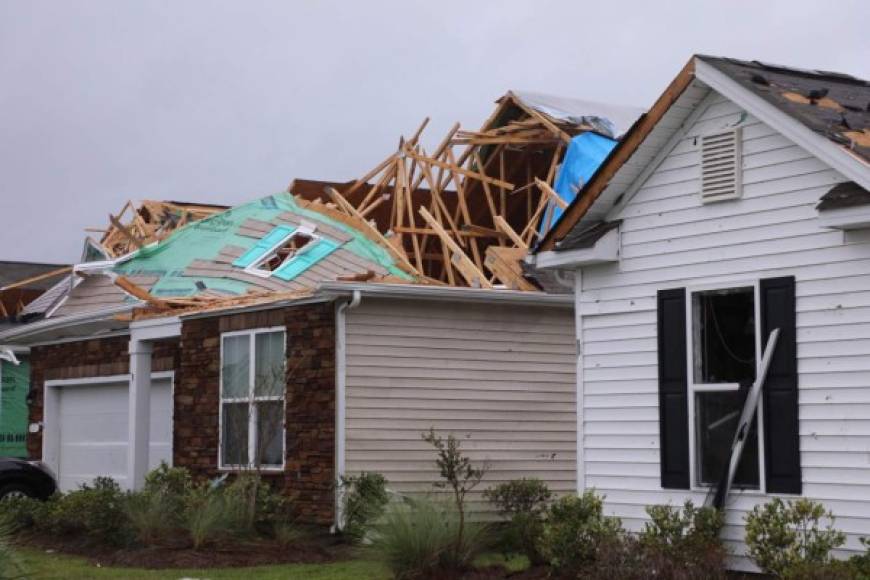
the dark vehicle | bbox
[0,457,57,500]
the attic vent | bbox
[700,128,742,203]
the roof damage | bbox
[700,57,870,164]
[0,91,641,327]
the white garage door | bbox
[55,377,172,491]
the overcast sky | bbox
[1,0,868,264]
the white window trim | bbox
[218,326,287,471]
[684,280,766,494]
[243,224,317,279]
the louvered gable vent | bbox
[700,128,742,202]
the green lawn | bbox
[16,548,390,580]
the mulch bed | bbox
[19,531,354,569]
[462,566,549,579]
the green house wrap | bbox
[0,358,29,458]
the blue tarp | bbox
[547,132,618,227]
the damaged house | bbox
[530,55,870,567]
[0,93,642,524]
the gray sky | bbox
[2,0,868,264]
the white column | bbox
[128,339,152,490]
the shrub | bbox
[143,462,192,498]
[0,495,51,532]
[273,520,305,548]
[484,478,551,563]
[537,490,623,574]
[339,472,389,543]
[47,477,129,545]
[745,498,846,578]
[372,497,489,579]
[848,537,870,578]
[125,489,178,545]
[222,474,290,534]
[422,428,488,561]
[639,501,726,579]
[183,484,232,549]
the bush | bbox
[183,484,232,549]
[372,497,490,579]
[485,478,551,563]
[125,489,178,545]
[222,474,290,533]
[143,462,192,498]
[46,477,130,545]
[745,498,846,578]
[639,501,726,579]
[0,495,51,532]
[537,490,623,575]
[339,472,389,543]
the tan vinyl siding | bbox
[581,91,870,567]
[345,297,576,512]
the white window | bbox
[220,328,286,470]
[687,284,762,490]
[246,226,317,278]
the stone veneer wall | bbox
[27,336,179,459]
[176,303,336,525]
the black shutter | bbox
[657,288,690,489]
[760,276,801,494]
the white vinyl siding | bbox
[578,91,870,567]
[344,298,576,513]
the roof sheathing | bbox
[113,192,413,298]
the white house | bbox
[531,55,870,568]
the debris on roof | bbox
[699,56,870,163]
[92,200,228,258]
[556,220,621,252]
[11,90,639,323]
[287,91,640,291]
[816,181,870,211]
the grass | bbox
[17,548,390,580]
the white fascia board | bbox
[695,59,870,191]
[130,316,182,341]
[317,282,574,307]
[817,205,870,230]
[533,228,619,269]
[0,304,136,344]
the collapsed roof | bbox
[1,90,642,327]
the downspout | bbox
[333,289,361,532]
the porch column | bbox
[128,338,153,490]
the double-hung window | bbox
[688,284,762,490]
[220,328,286,470]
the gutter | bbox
[333,289,361,532]
[0,303,139,345]
[316,282,573,307]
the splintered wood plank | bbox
[493,215,528,249]
[485,246,536,291]
[509,94,572,143]
[535,178,568,209]
[404,147,513,190]
[343,152,399,200]
[0,266,73,292]
[109,214,145,249]
[418,207,491,289]
[411,122,459,191]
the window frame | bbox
[684,280,766,493]
[218,326,287,471]
[244,224,318,279]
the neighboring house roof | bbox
[0,261,67,290]
[538,55,870,251]
[816,181,870,211]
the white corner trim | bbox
[817,205,870,230]
[534,227,619,269]
[695,59,870,191]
